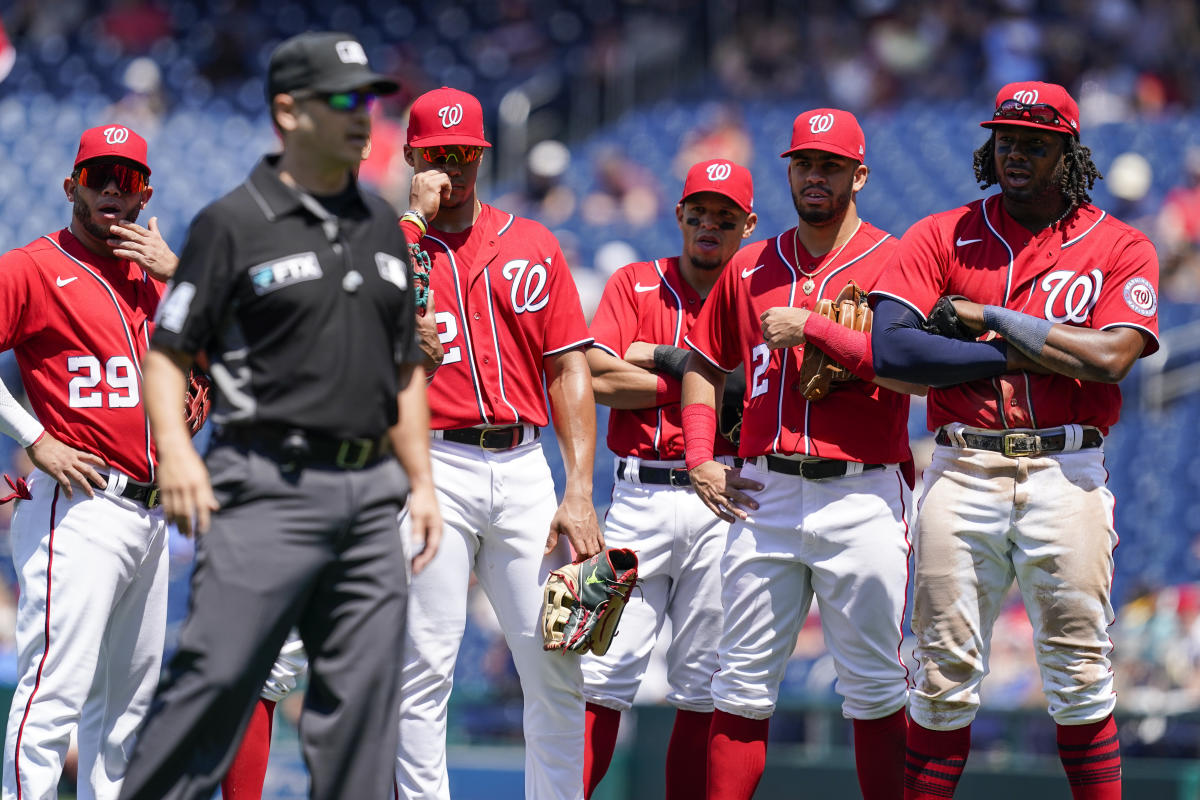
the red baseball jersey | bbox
[686,221,911,464]
[0,229,165,482]
[590,257,737,460]
[414,204,592,429]
[871,196,1160,433]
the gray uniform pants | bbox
[118,443,410,800]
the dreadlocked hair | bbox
[972,134,1103,207]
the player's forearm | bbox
[872,297,1008,386]
[391,363,435,492]
[547,350,596,498]
[143,347,195,455]
[1007,325,1147,383]
[587,348,680,409]
[682,352,726,470]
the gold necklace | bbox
[793,219,861,295]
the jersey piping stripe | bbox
[870,291,924,320]
[654,259,684,456]
[1024,374,1039,428]
[42,235,155,482]
[424,234,489,423]
[14,485,61,800]
[1061,211,1106,249]
[1100,321,1159,347]
[980,196,1018,307]
[482,268,520,423]
[496,213,515,237]
[812,231,892,299]
[771,233,800,455]
[683,338,733,374]
[591,342,620,359]
[893,471,913,685]
[543,337,594,357]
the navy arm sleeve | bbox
[871,297,1009,386]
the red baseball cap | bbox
[980,81,1080,138]
[74,124,151,175]
[780,108,865,162]
[679,158,754,213]
[407,87,492,149]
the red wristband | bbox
[655,375,682,406]
[803,312,876,382]
[681,403,717,470]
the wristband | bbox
[652,345,691,381]
[655,375,682,406]
[803,312,876,382]
[982,305,1054,356]
[401,209,428,237]
[681,403,717,471]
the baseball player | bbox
[682,109,921,800]
[871,82,1158,800]
[0,125,177,800]
[395,86,602,800]
[582,159,757,798]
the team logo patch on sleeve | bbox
[155,281,196,333]
[249,252,322,295]
[1122,277,1157,317]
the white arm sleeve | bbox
[0,373,44,448]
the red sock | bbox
[707,709,769,800]
[221,698,276,800]
[1057,715,1121,799]
[584,702,621,799]
[904,718,970,799]
[854,709,907,799]
[666,709,712,800]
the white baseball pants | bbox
[908,445,1118,730]
[396,439,584,800]
[3,470,167,800]
[582,460,727,712]
[711,461,912,721]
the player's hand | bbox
[950,299,988,335]
[156,445,219,537]
[545,490,603,559]
[110,217,178,281]
[406,482,443,575]
[409,171,452,222]
[760,307,809,350]
[689,460,762,523]
[623,341,657,370]
[26,435,108,499]
[416,289,444,374]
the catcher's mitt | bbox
[922,295,974,340]
[542,548,639,656]
[798,280,871,402]
[185,369,211,436]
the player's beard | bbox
[793,184,852,226]
[690,250,725,272]
[73,195,140,244]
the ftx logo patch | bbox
[250,252,323,295]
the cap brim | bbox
[309,71,400,96]
[779,144,862,161]
[408,133,493,148]
[980,119,1076,137]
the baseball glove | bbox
[719,366,746,446]
[797,280,871,402]
[922,295,974,340]
[542,548,639,656]
[185,369,211,436]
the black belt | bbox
[617,458,744,487]
[117,480,160,508]
[935,427,1103,457]
[217,425,387,470]
[761,455,886,480]
[439,426,539,451]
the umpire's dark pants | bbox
[118,442,410,800]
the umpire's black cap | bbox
[266,32,399,101]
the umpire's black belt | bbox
[935,426,1103,457]
[217,425,387,470]
[436,425,540,451]
[757,455,886,480]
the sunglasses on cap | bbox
[418,145,484,166]
[76,162,149,194]
[992,99,1066,127]
[299,90,377,113]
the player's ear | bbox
[853,163,870,192]
[140,186,154,207]
[675,202,686,227]
[403,145,416,168]
[63,176,74,201]
[741,211,758,239]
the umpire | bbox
[117,32,442,800]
